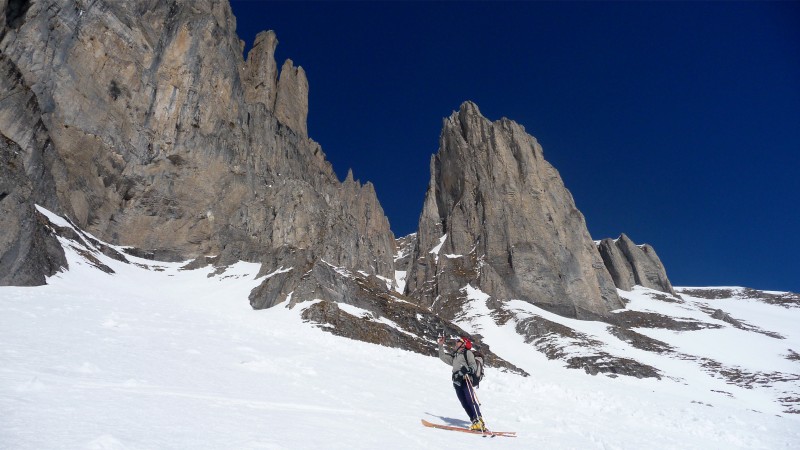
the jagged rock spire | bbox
[0,1,385,290]
[274,59,309,137]
[597,234,677,296]
[405,101,623,319]
[243,30,279,110]
[243,31,309,136]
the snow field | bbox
[1,223,799,448]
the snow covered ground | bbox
[1,212,799,449]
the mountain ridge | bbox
[1,0,675,315]
[3,0,794,397]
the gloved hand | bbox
[458,366,473,376]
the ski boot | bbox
[470,417,486,431]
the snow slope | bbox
[1,211,799,449]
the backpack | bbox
[470,349,485,387]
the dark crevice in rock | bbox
[6,0,31,29]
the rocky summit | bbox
[0,0,395,305]
[404,102,624,320]
[598,233,676,296]
[2,0,682,365]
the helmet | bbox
[458,336,473,350]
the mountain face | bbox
[5,5,799,442]
[598,234,676,296]
[0,135,66,285]
[2,0,681,362]
[404,102,623,320]
[0,0,395,308]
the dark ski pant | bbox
[454,380,482,422]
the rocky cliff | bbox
[404,102,624,320]
[1,0,680,353]
[0,0,395,311]
[0,134,66,285]
[598,234,676,296]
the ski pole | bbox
[466,374,481,406]
[464,374,485,432]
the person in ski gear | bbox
[438,335,486,431]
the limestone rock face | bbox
[2,0,247,258]
[0,0,393,304]
[405,102,623,319]
[0,135,66,285]
[243,30,279,109]
[598,234,676,296]
[1,0,676,331]
[0,0,693,372]
[597,238,636,291]
[243,31,309,137]
[393,233,416,270]
[274,59,309,137]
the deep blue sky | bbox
[229,1,800,292]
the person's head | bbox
[454,336,472,352]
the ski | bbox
[420,419,517,437]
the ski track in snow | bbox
[1,211,799,449]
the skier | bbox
[437,335,485,431]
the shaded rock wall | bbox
[597,234,676,296]
[0,134,66,285]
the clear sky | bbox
[229,1,800,293]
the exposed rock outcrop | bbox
[2,0,251,259]
[2,2,687,361]
[597,234,676,295]
[242,31,308,136]
[405,102,623,320]
[243,30,279,110]
[0,135,66,285]
[0,0,390,303]
[9,2,792,404]
[597,238,635,291]
[515,315,662,379]
[274,59,309,137]
[290,262,526,375]
[677,287,800,308]
[393,233,416,270]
